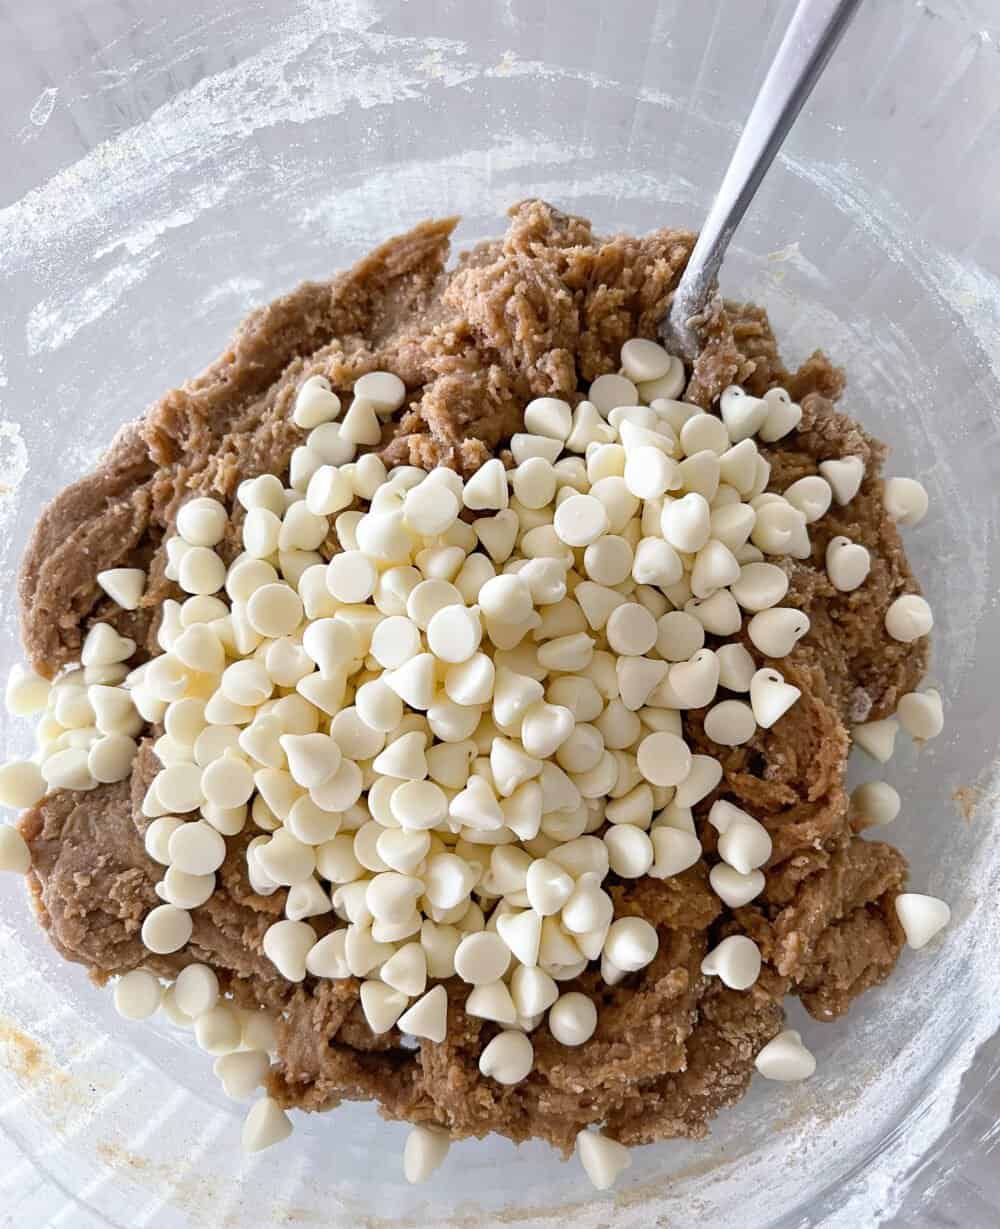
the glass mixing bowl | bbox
[1,1,998,1225]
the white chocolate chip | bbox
[701,934,762,989]
[168,819,227,875]
[576,1129,632,1191]
[749,668,801,729]
[304,931,350,979]
[238,474,285,514]
[0,760,47,809]
[159,983,195,1032]
[0,825,31,874]
[179,547,226,596]
[885,594,933,643]
[525,857,574,916]
[649,827,701,879]
[895,893,950,949]
[852,718,899,763]
[354,371,406,414]
[588,373,638,417]
[751,501,808,558]
[41,748,95,791]
[195,1003,243,1055]
[293,376,341,429]
[635,731,691,787]
[141,904,193,954]
[624,446,676,500]
[672,754,722,807]
[719,816,772,877]
[755,1029,816,1081]
[604,826,653,878]
[243,507,281,558]
[466,979,518,1026]
[478,1029,534,1084]
[638,358,686,403]
[262,919,316,980]
[784,475,832,523]
[523,397,572,441]
[397,984,449,1042]
[709,863,765,907]
[426,604,482,664]
[241,1097,293,1153]
[661,492,710,553]
[849,781,901,826]
[730,562,789,612]
[113,969,162,1020]
[758,388,801,442]
[160,866,215,909]
[495,908,543,967]
[819,456,865,505]
[603,916,658,971]
[548,991,598,1046]
[606,603,657,657]
[403,1124,451,1184]
[680,412,730,456]
[215,1050,271,1100]
[621,338,673,383]
[884,476,928,526]
[709,645,752,697]
[825,536,871,593]
[339,398,382,446]
[306,426,353,468]
[666,649,720,710]
[175,964,220,1017]
[96,568,146,611]
[82,623,136,667]
[554,494,609,547]
[897,689,944,741]
[690,539,739,598]
[717,386,765,442]
[88,734,139,784]
[463,458,509,511]
[360,981,410,1034]
[177,497,229,548]
[378,943,427,998]
[704,699,757,746]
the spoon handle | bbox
[661,0,863,358]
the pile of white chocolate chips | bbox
[0,337,951,1191]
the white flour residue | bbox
[299,139,590,246]
[766,239,829,286]
[0,4,489,356]
[92,179,231,262]
[771,152,996,684]
[202,275,266,310]
[933,254,1000,392]
[300,147,700,256]
[0,419,28,518]
[481,50,683,114]
[26,258,152,355]
[780,153,1000,395]
[29,87,58,128]
[0,8,476,277]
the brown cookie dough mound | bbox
[17,201,923,1155]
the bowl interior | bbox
[1,2,999,1227]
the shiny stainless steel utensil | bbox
[661,0,863,359]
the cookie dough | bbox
[17,200,923,1155]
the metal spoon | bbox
[660,0,863,359]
